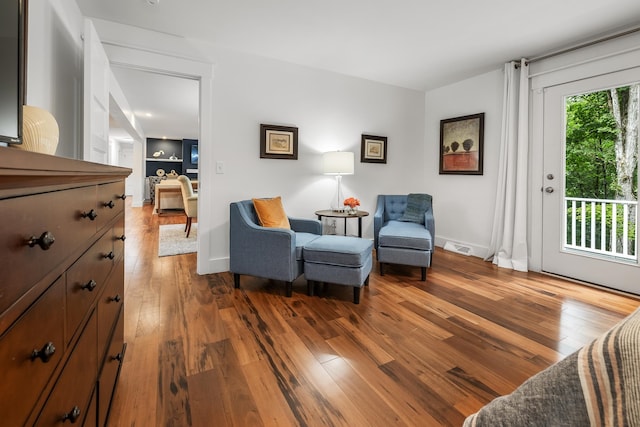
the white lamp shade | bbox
[323,151,354,175]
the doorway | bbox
[108,65,200,209]
[541,68,640,294]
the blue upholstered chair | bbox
[229,200,322,297]
[374,194,434,281]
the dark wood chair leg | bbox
[307,280,315,296]
[364,275,370,286]
[233,273,240,288]
[353,287,361,304]
[285,281,293,297]
[421,267,427,281]
[185,217,192,238]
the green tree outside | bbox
[565,85,638,256]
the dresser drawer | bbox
[0,276,65,427]
[35,309,98,426]
[0,186,98,315]
[84,387,98,426]
[112,214,126,263]
[97,262,124,362]
[66,230,115,342]
[96,181,125,231]
[98,309,124,427]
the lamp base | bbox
[330,175,344,212]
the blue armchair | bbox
[229,200,322,297]
[374,194,434,281]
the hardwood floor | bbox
[108,201,640,427]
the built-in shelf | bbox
[145,137,197,179]
[146,158,182,162]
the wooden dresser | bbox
[0,147,131,426]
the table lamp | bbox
[323,151,354,211]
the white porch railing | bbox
[564,197,638,260]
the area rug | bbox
[158,223,197,257]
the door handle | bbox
[545,187,554,193]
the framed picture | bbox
[439,113,484,175]
[260,124,298,159]
[361,134,387,164]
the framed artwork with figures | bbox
[361,134,387,164]
[260,124,298,159]
[439,113,484,175]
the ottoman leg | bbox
[307,280,314,296]
[285,281,293,297]
[353,287,361,304]
[234,273,240,289]
[380,263,385,276]
[421,267,426,281]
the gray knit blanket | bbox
[463,307,640,426]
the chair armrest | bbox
[424,206,435,240]
[230,203,299,281]
[374,195,385,249]
[289,217,322,234]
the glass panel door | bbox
[542,69,640,294]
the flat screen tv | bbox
[0,0,25,145]
[191,144,198,164]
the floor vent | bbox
[443,241,472,256]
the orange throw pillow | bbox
[252,196,291,229]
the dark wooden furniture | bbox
[0,147,131,426]
[314,209,369,237]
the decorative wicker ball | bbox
[16,105,60,155]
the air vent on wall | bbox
[443,241,473,256]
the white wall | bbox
[30,3,504,272]
[208,50,426,272]
[91,21,425,274]
[27,0,84,159]
[210,48,425,233]
[424,69,504,257]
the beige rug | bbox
[158,223,197,257]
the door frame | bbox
[539,71,639,293]
[97,38,214,276]
[529,31,640,273]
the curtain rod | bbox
[525,26,640,64]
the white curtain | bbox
[485,59,529,271]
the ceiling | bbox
[77,0,640,140]
[110,66,199,141]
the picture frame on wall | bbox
[439,113,484,175]
[260,124,298,160]
[361,134,387,164]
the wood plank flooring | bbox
[107,201,640,426]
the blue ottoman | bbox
[303,235,373,304]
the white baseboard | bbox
[198,256,229,275]
[435,236,488,259]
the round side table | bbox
[314,210,369,237]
